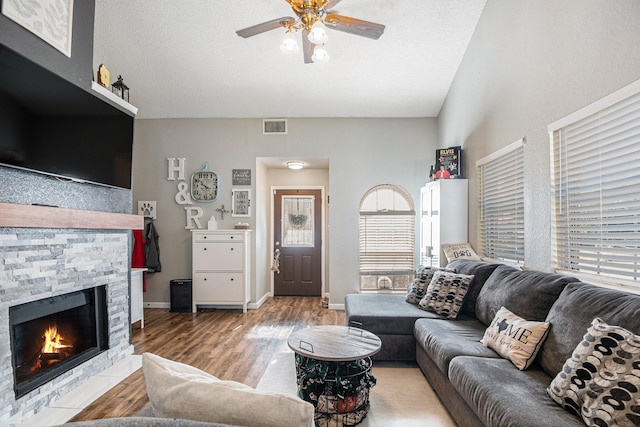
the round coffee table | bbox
[287,325,382,426]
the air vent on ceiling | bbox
[263,119,287,135]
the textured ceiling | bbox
[93,1,486,119]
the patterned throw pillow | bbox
[481,306,550,370]
[418,271,474,318]
[406,267,449,304]
[547,318,640,426]
[441,243,482,263]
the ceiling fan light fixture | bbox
[311,44,330,63]
[307,22,328,44]
[287,161,305,170]
[280,31,299,54]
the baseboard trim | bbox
[144,302,170,309]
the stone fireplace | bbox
[0,203,142,425]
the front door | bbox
[273,189,322,296]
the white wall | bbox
[438,0,640,271]
[132,118,437,306]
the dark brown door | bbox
[273,189,322,296]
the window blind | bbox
[359,212,415,274]
[358,184,416,288]
[476,139,525,263]
[550,82,640,286]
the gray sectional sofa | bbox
[345,259,640,427]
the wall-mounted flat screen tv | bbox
[0,45,134,189]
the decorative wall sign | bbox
[167,157,186,181]
[175,182,193,205]
[2,0,74,57]
[232,189,251,217]
[138,201,157,219]
[232,169,251,186]
[184,206,203,229]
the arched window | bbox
[359,184,416,291]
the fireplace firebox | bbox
[9,286,109,399]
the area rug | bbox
[257,351,455,427]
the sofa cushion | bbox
[475,265,577,326]
[141,353,314,427]
[445,260,502,317]
[414,318,500,376]
[547,317,640,426]
[418,271,474,318]
[448,356,584,427]
[481,306,550,370]
[539,282,640,378]
[345,294,449,336]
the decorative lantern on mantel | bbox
[111,75,129,102]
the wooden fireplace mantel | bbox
[0,202,144,230]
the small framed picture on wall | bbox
[232,189,251,217]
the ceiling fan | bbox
[236,0,385,64]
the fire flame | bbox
[42,325,72,354]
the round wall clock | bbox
[191,163,219,202]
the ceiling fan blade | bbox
[236,16,295,38]
[324,14,385,40]
[302,29,314,64]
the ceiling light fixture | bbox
[280,30,299,54]
[287,161,305,170]
[311,44,329,63]
[307,21,328,44]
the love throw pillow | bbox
[481,306,550,370]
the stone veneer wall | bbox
[0,229,133,424]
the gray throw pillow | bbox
[418,271,474,319]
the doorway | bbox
[273,188,323,296]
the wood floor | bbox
[70,297,344,421]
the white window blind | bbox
[476,139,525,263]
[550,79,640,287]
[359,185,415,290]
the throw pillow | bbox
[406,266,452,304]
[418,271,474,318]
[142,352,314,427]
[441,243,482,263]
[547,318,640,426]
[481,306,550,370]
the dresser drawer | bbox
[194,272,244,302]
[193,233,244,243]
[193,242,243,270]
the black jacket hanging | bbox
[144,220,161,273]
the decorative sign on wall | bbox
[232,189,251,217]
[167,157,186,181]
[232,169,251,186]
[138,201,157,219]
[2,0,74,57]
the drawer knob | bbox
[204,248,207,251]
[230,278,234,281]
[204,278,207,281]
[230,248,234,251]
[230,236,234,239]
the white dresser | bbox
[191,230,251,313]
